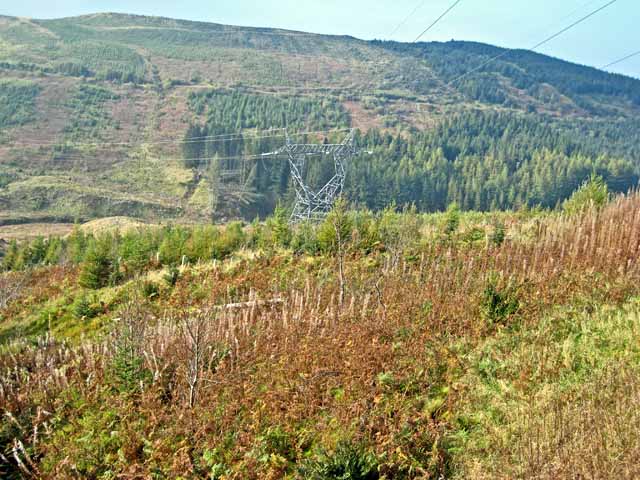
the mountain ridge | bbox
[1,12,639,223]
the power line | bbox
[529,0,618,51]
[445,0,619,87]
[0,128,356,174]
[602,49,640,69]
[7,128,359,163]
[388,0,429,38]
[414,0,463,43]
[557,0,602,23]
[2,129,279,149]
[0,127,352,150]
[519,0,601,46]
[13,138,365,168]
[14,153,276,169]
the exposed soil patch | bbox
[343,100,381,131]
[0,222,74,241]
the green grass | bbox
[448,298,640,478]
[0,175,183,221]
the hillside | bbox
[1,12,640,224]
[2,190,640,478]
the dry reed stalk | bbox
[3,193,640,478]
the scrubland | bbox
[1,190,640,478]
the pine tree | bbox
[563,174,609,215]
[78,236,117,289]
[268,203,291,248]
[443,202,461,237]
[1,240,19,271]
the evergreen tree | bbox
[443,202,461,237]
[78,236,117,289]
[267,203,291,248]
[563,174,609,215]
[1,240,19,271]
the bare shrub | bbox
[0,272,27,310]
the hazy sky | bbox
[2,0,639,78]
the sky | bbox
[1,0,639,78]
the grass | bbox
[0,223,74,242]
[450,299,640,478]
[0,174,184,221]
[103,155,193,200]
[80,216,150,235]
[1,193,640,477]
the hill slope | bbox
[2,194,640,478]
[1,12,640,222]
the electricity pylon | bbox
[262,129,359,223]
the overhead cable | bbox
[602,49,640,69]
[445,0,618,86]
[414,0,463,43]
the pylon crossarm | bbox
[260,129,359,223]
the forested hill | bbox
[1,12,640,222]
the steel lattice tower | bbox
[263,130,359,223]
